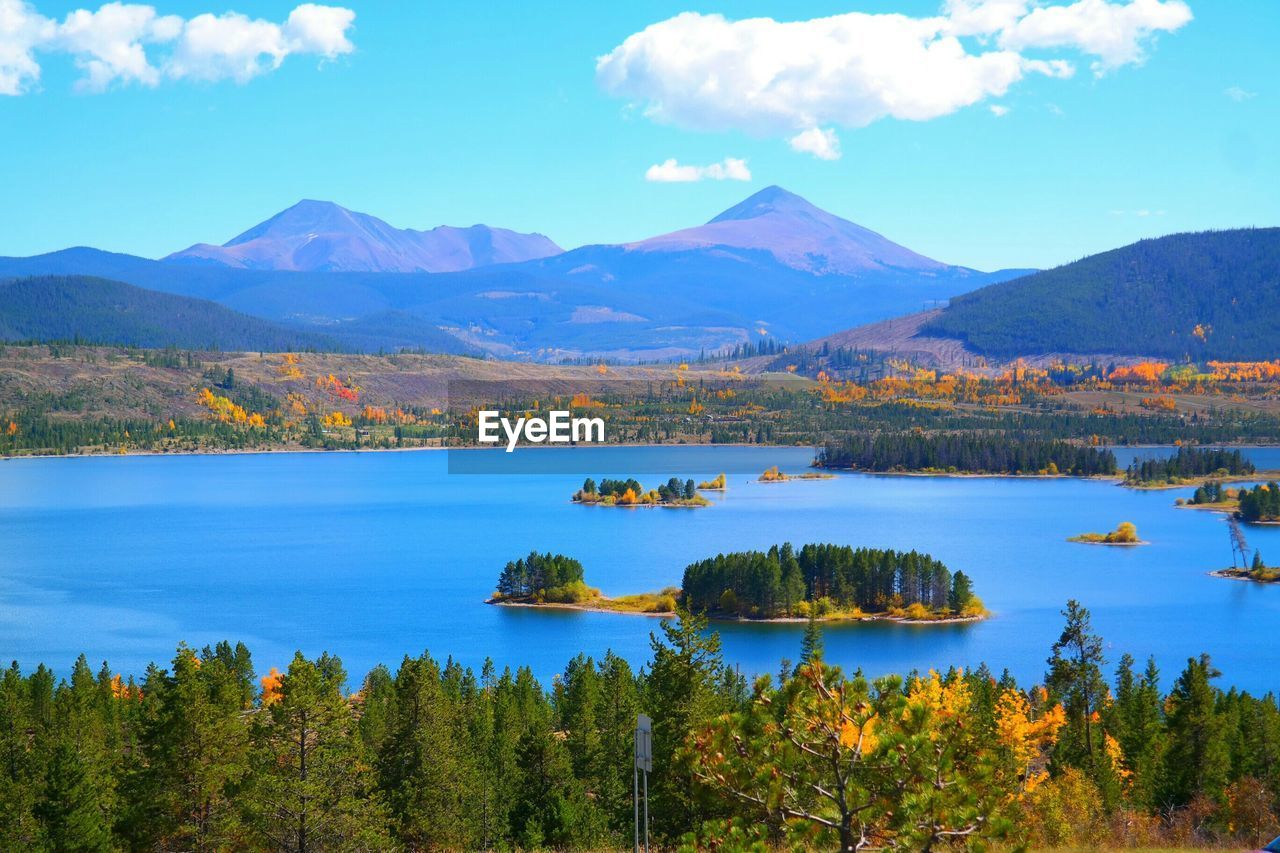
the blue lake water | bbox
[1,446,1278,693]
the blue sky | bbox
[0,0,1275,270]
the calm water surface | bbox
[1,446,1277,692]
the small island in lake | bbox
[572,476,710,508]
[1069,521,1147,545]
[1212,551,1280,584]
[489,543,988,624]
[697,473,728,491]
[487,551,679,613]
[759,466,834,483]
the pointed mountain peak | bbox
[632,186,950,276]
[226,200,372,247]
[709,186,821,224]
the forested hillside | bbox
[0,276,342,352]
[924,229,1280,360]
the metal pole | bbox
[633,761,639,853]
[643,769,649,853]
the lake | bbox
[1,446,1278,693]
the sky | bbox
[0,0,1275,270]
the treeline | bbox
[818,433,1118,475]
[1238,482,1280,523]
[1124,446,1255,484]
[681,542,977,619]
[0,412,286,456]
[494,551,587,601]
[3,605,1280,849]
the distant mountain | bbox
[628,185,950,276]
[923,229,1280,361]
[0,275,344,352]
[165,200,562,273]
[518,186,1026,346]
[0,188,1028,360]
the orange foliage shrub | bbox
[317,373,359,402]
[260,667,283,706]
[1109,362,1169,383]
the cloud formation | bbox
[0,0,354,95]
[1224,86,1256,103]
[645,157,751,183]
[598,0,1191,158]
[788,127,841,160]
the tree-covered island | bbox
[488,551,678,614]
[572,476,710,508]
[681,543,985,622]
[816,433,1118,476]
[492,544,987,624]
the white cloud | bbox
[1224,86,1256,102]
[645,157,751,183]
[53,3,182,91]
[0,0,54,95]
[989,104,1010,116]
[943,0,1030,37]
[788,127,841,160]
[0,0,354,94]
[598,1,1192,156]
[1000,0,1192,75]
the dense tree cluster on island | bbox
[1124,446,1255,485]
[1189,480,1233,505]
[681,542,980,620]
[817,433,1117,476]
[493,551,595,603]
[572,476,708,507]
[1238,482,1280,523]
[2,604,1280,849]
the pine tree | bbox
[1160,654,1231,810]
[245,652,389,850]
[1046,601,1108,770]
[644,606,738,840]
[799,613,824,666]
[377,653,479,848]
[135,645,253,848]
[34,742,113,851]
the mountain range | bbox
[165,200,562,273]
[0,187,1028,359]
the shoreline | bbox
[1122,472,1279,491]
[0,440,805,463]
[487,597,987,625]
[1068,539,1150,546]
[1208,568,1280,585]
